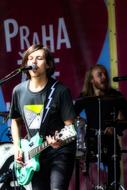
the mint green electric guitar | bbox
[15,125,76,186]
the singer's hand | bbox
[46,132,62,148]
[14,146,24,166]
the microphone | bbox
[20,64,37,72]
[113,76,127,82]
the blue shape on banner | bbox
[0,87,11,142]
[97,32,110,75]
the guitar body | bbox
[15,125,76,186]
[15,133,43,186]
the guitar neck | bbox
[29,137,74,159]
[28,125,76,159]
[29,140,49,159]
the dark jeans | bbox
[32,145,75,190]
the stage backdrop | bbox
[0,0,127,189]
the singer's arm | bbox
[11,118,23,164]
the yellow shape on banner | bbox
[107,0,118,89]
[106,0,125,186]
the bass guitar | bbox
[15,125,76,186]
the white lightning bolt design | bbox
[42,81,58,123]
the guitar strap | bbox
[39,79,58,138]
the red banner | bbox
[0,0,107,101]
[0,0,127,189]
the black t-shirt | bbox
[74,88,127,132]
[74,88,127,159]
[10,78,76,138]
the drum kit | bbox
[75,95,127,190]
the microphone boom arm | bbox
[0,67,25,85]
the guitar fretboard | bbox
[28,125,76,159]
[29,141,49,159]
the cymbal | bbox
[78,95,123,100]
[114,120,127,130]
[75,95,124,105]
[105,119,127,134]
[97,95,124,102]
[74,95,126,116]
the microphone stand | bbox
[0,67,23,85]
[110,109,125,190]
[0,67,28,190]
[94,97,104,190]
[0,68,23,142]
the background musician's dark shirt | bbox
[74,88,127,133]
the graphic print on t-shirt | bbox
[24,104,44,129]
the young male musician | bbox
[10,44,76,190]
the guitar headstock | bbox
[55,125,77,144]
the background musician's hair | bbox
[81,64,109,96]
